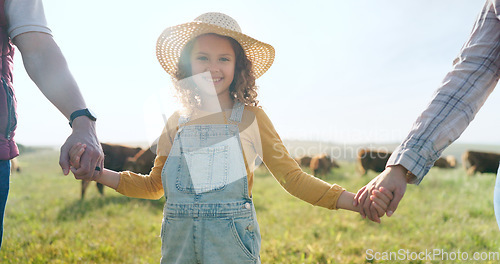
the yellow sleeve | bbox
[116,155,167,200]
[115,112,179,199]
[255,108,345,210]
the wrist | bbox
[337,190,358,212]
[69,108,97,128]
[388,164,414,183]
[70,116,96,131]
[93,170,104,183]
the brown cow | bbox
[295,156,312,168]
[81,143,142,199]
[123,147,157,174]
[357,149,391,175]
[331,158,340,169]
[462,150,500,176]
[309,154,333,177]
[433,155,457,169]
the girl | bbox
[70,12,392,263]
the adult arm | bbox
[12,32,104,179]
[7,0,104,178]
[356,0,500,222]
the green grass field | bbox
[1,148,499,263]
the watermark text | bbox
[366,249,499,262]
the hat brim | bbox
[156,22,275,79]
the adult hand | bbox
[59,118,104,181]
[354,165,408,222]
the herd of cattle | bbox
[10,142,493,199]
[295,149,500,178]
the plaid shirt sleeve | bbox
[387,0,500,184]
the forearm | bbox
[13,32,86,119]
[336,191,359,212]
[389,72,495,179]
[95,169,121,190]
[113,156,166,199]
[15,33,104,177]
[388,4,500,180]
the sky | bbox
[12,0,500,148]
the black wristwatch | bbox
[69,108,97,127]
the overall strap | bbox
[229,101,244,124]
[177,101,244,127]
[177,115,190,127]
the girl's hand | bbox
[370,187,393,218]
[69,142,86,170]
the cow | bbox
[81,143,142,199]
[331,158,340,169]
[357,149,391,175]
[309,154,333,177]
[123,147,157,174]
[462,150,500,176]
[433,155,457,169]
[295,156,312,168]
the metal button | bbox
[244,203,251,209]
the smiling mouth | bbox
[203,77,223,84]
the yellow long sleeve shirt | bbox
[116,105,345,210]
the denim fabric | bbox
[0,160,10,249]
[494,163,500,230]
[161,102,261,263]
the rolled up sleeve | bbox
[388,0,500,184]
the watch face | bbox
[87,108,97,119]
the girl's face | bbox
[190,34,236,100]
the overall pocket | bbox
[229,217,259,260]
[176,145,229,194]
[202,217,259,262]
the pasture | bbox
[1,146,499,263]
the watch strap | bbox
[69,108,96,127]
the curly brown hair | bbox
[173,33,259,108]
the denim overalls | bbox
[160,102,261,263]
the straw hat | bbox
[156,12,275,79]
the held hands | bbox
[339,187,392,222]
[359,187,393,223]
[69,142,85,169]
[68,142,102,181]
[354,165,408,223]
[59,118,104,180]
[369,187,393,221]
